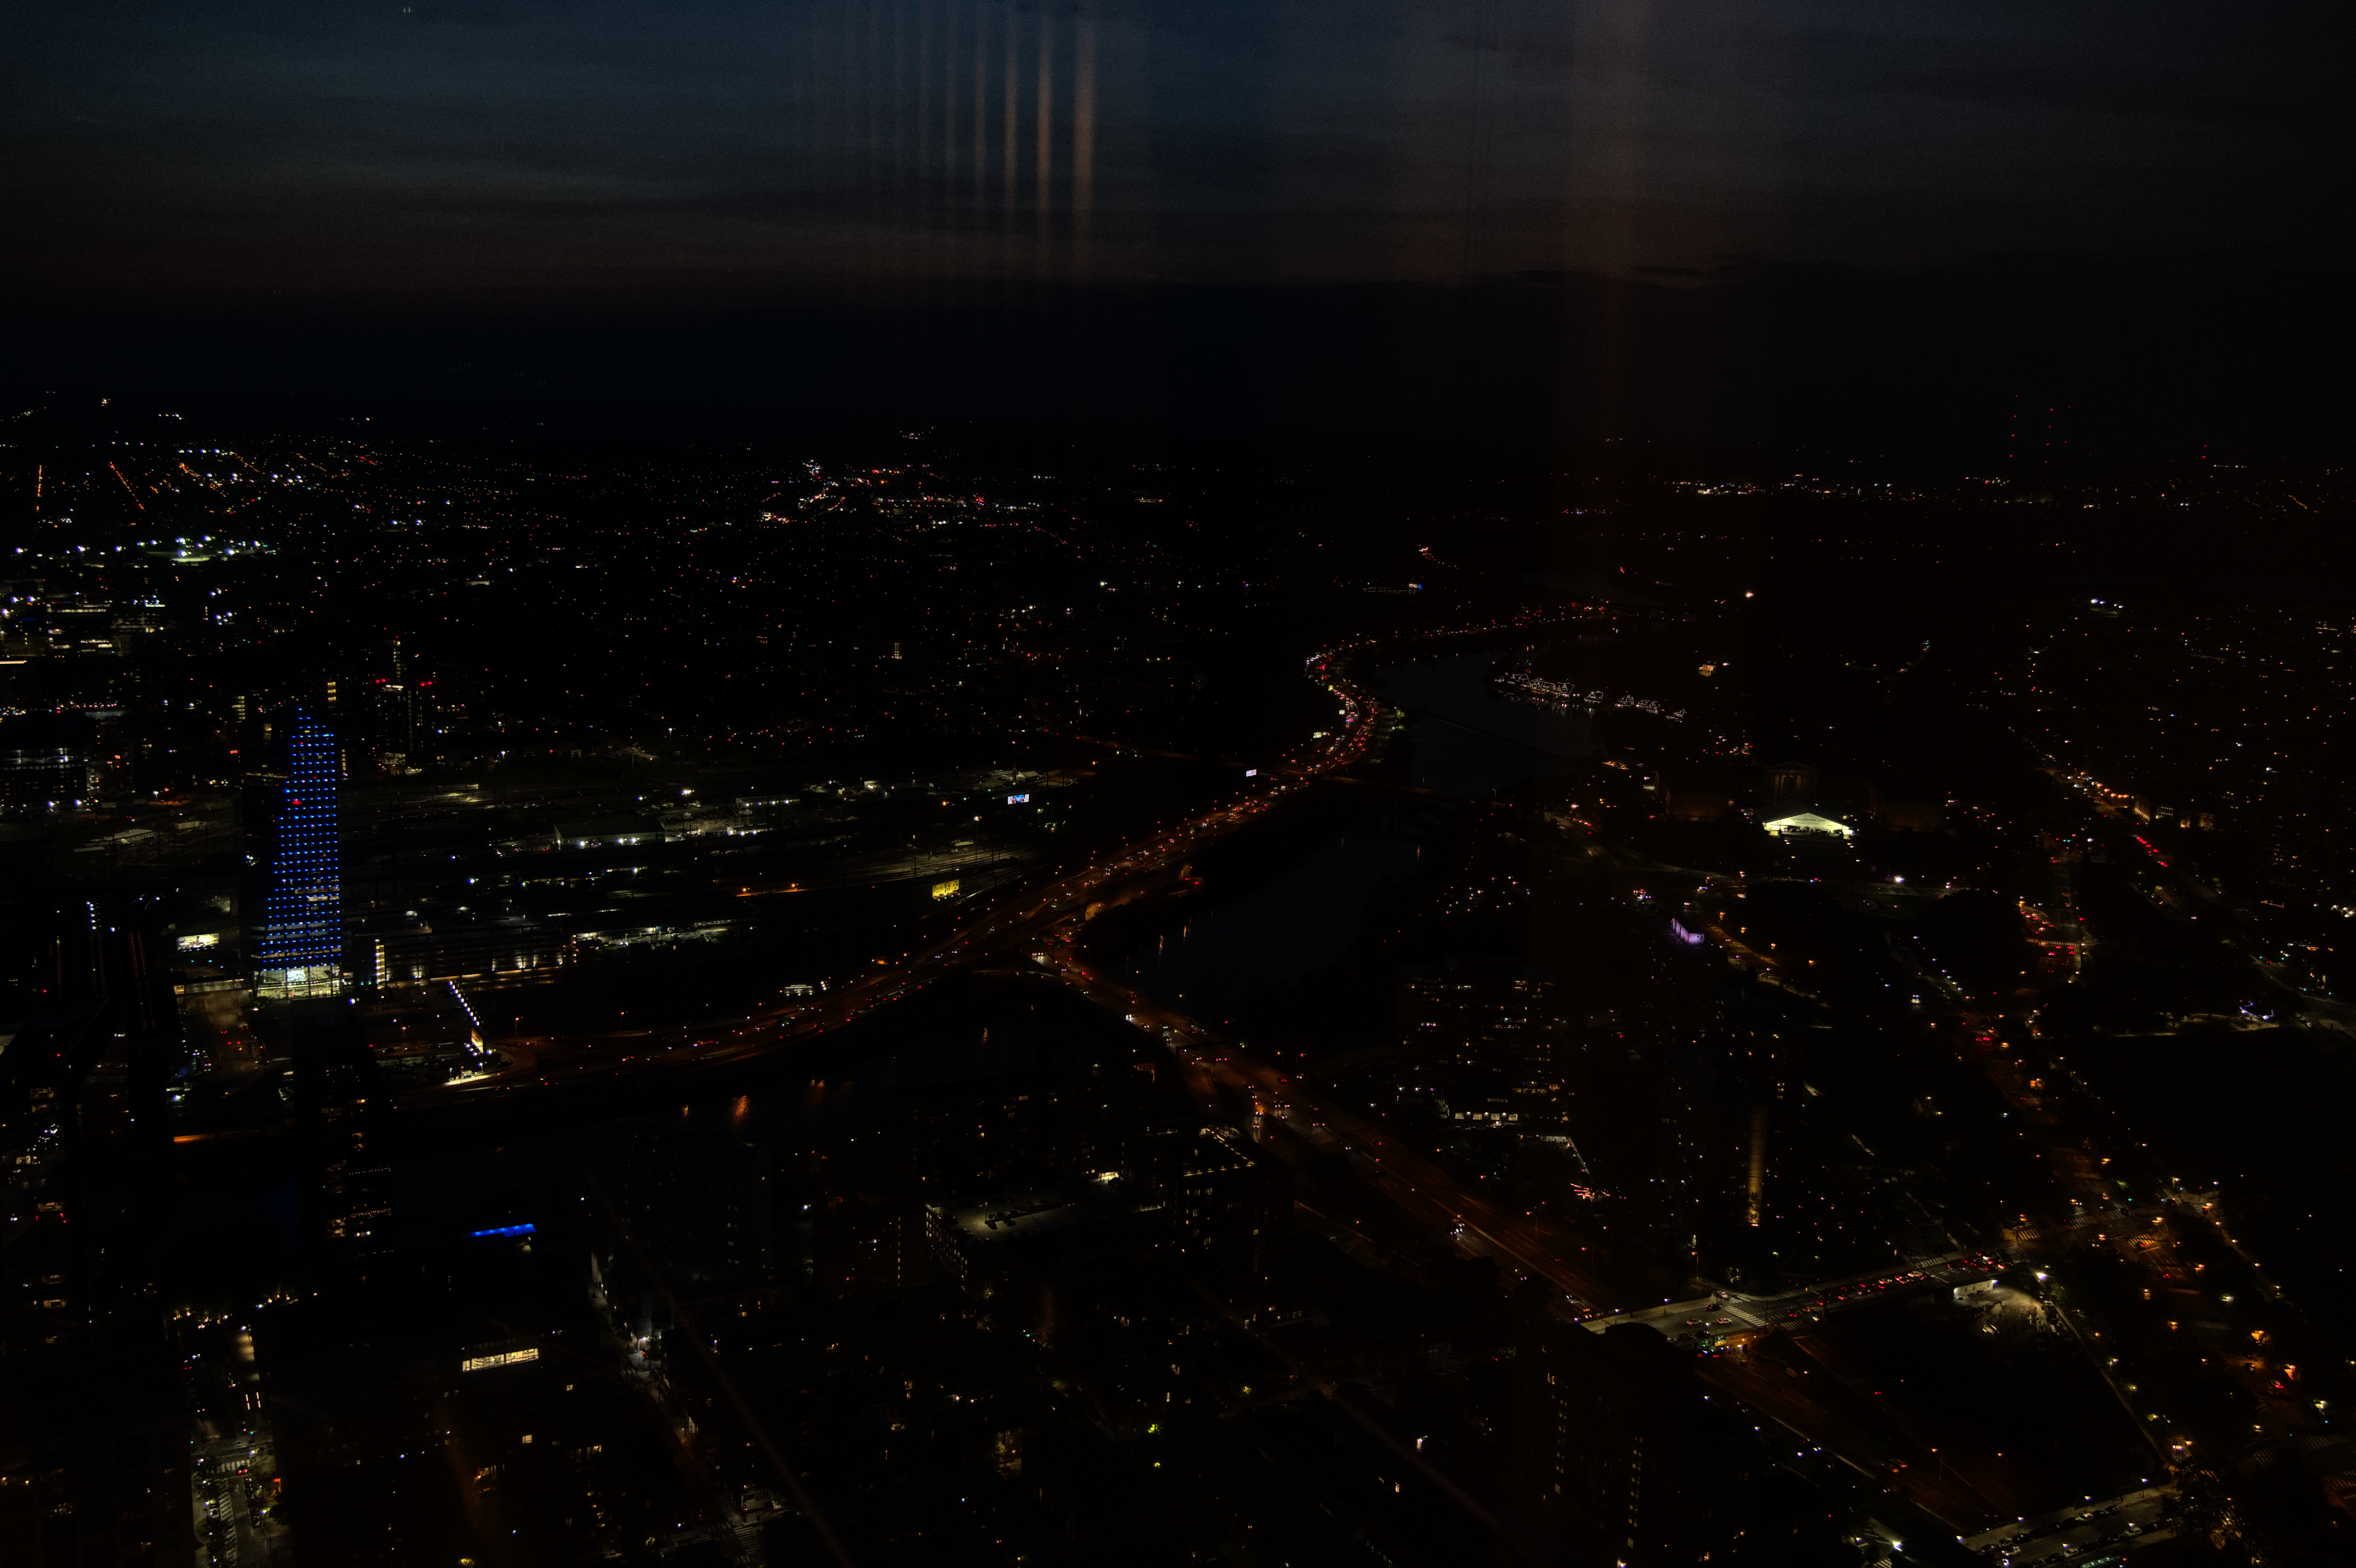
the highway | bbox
[398,611,1626,1104]
[394,610,1614,1104]
[1580,1253,2011,1347]
[1015,933,1685,1315]
[1698,1327,2050,1536]
[397,616,1702,1335]
[1962,1485,2178,1564]
[1016,930,2140,1540]
[402,640,1406,1102]
[379,606,2212,1542]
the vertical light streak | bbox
[1034,9,1056,222]
[889,0,908,283]
[865,0,881,280]
[916,0,931,196]
[973,0,990,206]
[1745,1106,1769,1226]
[1567,0,1658,438]
[915,0,932,278]
[846,1,867,285]
[1073,6,1096,270]
[942,0,959,182]
[1002,3,1021,219]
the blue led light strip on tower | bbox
[255,712,342,991]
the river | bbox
[162,642,1594,1292]
[1107,644,1595,1023]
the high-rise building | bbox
[594,1121,779,1287]
[254,714,343,998]
[1401,962,1563,1073]
[1507,1321,1756,1565]
[1401,961,1566,1129]
[1133,1124,1291,1306]
[0,712,101,810]
[295,1012,392,1255]
[807,1192,934,1300]
[891,1069,1131,1199]
[373,637,423,770]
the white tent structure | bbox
[1762,810,1854,838]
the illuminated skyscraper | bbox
[255,713,343,997]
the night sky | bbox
[11,0,2354,444]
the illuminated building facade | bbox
[255,714,344,997]
[1513,1321,1753,1563]
[0,713,101,810]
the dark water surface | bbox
[169,644,1593,1278]
[1107,647,1594,1023]
[390,1018,1045,1230]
